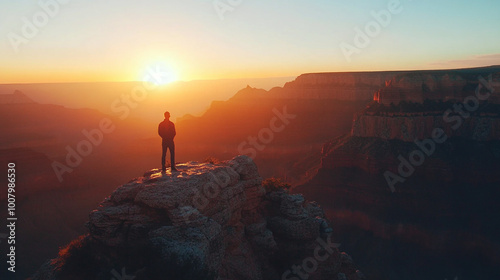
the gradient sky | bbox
[1,0,499,83]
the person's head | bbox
[164,111,170,119]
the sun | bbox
[141,63,179,85]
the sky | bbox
[1,0,499,83]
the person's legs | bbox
[169,141,176,170]
[161,141,167,170]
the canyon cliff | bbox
[374,66,500,105]
[354,67,500,141]
[32,156,363,280]
[295,66,500,280]
[352,111,500,141]
[270,71,404,101]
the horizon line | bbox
[2,64,499,85]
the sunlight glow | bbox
[141,63,179,85]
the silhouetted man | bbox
[158,111,177,172]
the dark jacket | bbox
[158,120,176,141]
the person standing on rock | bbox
[158,111,177,172]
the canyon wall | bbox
[352,67,500,141]
[294,66,500,280]
[374,69,500,105]
[352,114,500,142]
[272,71,403,100]
[236,66,500,103]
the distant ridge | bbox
[298,65,500,75]
[0,90,35,104]
[229,66,500,102]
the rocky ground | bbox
[31,156,363,280]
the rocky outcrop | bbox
[32,156,362,280]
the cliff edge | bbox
[32,156,362,280]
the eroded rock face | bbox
[352,114,500,141]
[296,68,500,279]
[299,136,500,280]
[32,156,361,280]
[374,71,500,105]
[353,68,500,142]
[277,72,402,101]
